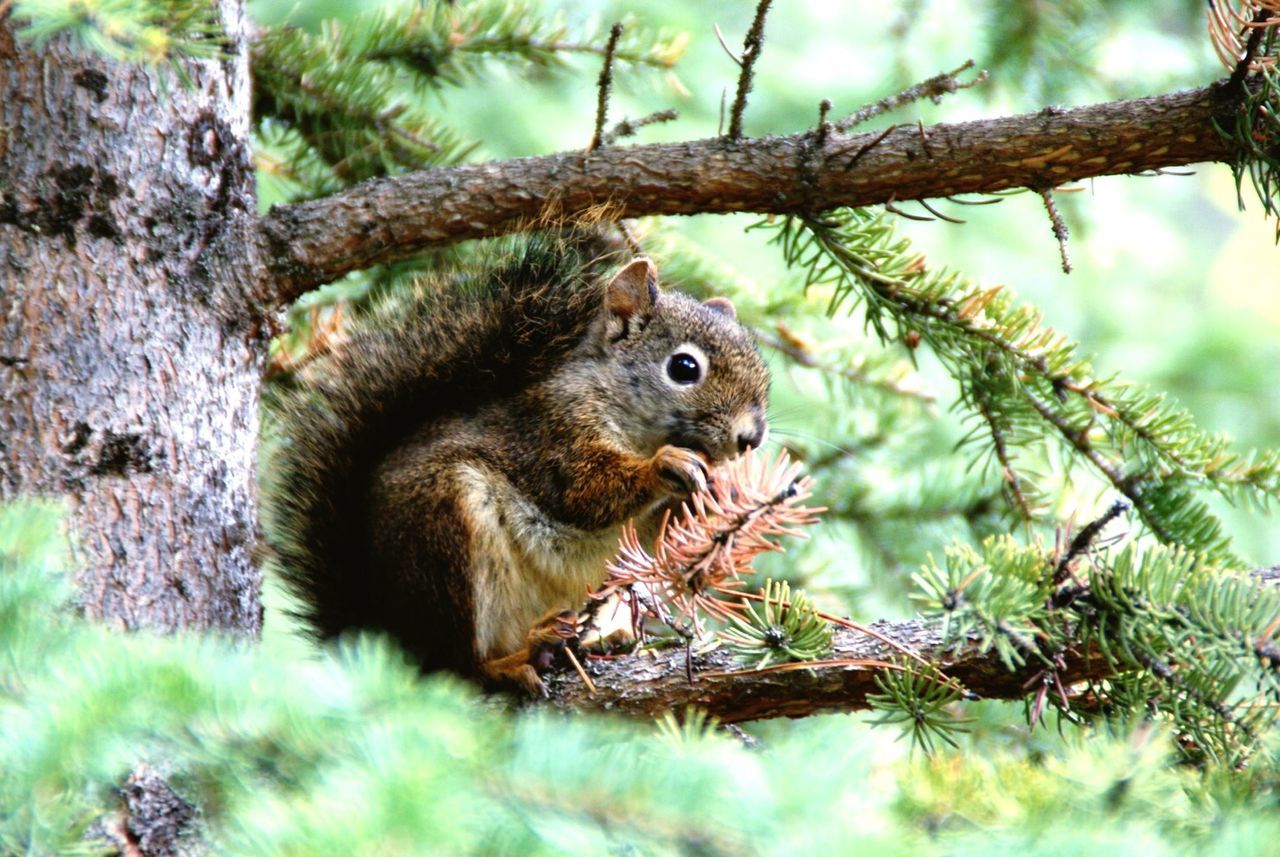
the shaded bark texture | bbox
[0,5,265,635]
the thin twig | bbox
[1023,393,1122,487]
[629,585,694,642]
[261,55,442,168]
[700,657,901,678]
[753,324,936,402]
[1138,652,1250,737]
[1228,5,1277,91]
[974,393,1035,521]
[1021,391,1176,545]
[1053,500,1130,585]
[733,589,932,667]
[1038,187,1073,274]
[815,98,833,149]
[603,109,679,146]
[844,123,898,170]
[562,646,598,695]
[917,119,933,157]
[834,59,985,132]
[712,22,742,66]
[588,23,625,153]
[405,35,676,66]
[726,0,773,140]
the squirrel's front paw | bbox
[652,444,709,496]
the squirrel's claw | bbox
[653,444,709,497]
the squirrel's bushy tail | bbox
[262,233,617,643]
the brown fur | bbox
[263,234,769,688]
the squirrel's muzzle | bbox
[733,410,769,455]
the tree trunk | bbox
[0,4,264,635]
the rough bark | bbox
[544,566,1280,723]
[0,6,266,635]
[260,81,1240,301]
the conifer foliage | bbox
[4,502,1280,856]
[252,2,681,198]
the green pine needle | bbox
[719,579,835,670]
[867,662,973,754]
[655,706,721,746]
[15,0,227,65]
[1216,29,1280,240]
[906,530,1280,765]
[911,536,1053,670]
[349,2,684,89]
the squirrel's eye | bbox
[667,352,702,384]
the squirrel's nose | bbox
[736,416,767,454]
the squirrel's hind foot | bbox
[481,609,582,697]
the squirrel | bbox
[263,233,770,692]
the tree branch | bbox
[258,81,1240,304]
[542,565,1280,724]
[542,615,1099,723]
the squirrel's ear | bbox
[701,297,737,320]
[605,258,659,321]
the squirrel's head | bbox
[585,257,770,462]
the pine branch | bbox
[980,0,1095,104]
[250,4,683,202]
[352,1,683,87]
[543,563,1280,728]
[1208,2,1279,86]
[973,388,1036,521]
[752,325,936,404]
[601,109,680,146]
[560,449,1280,759]
[1037,187,1072,274]
[1210,4,1280,232]
[593,450,822,636]
[758,204,1280,565]
[252,24,477,197]
[257,81,1243,303]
